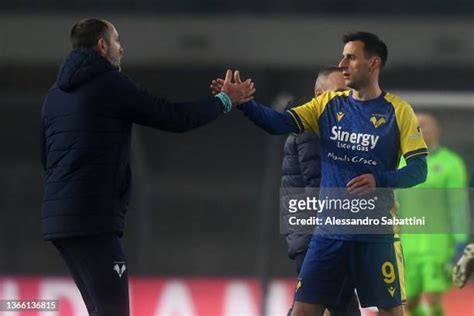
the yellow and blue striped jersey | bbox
[288,90,427,240]
[289,90,427,188]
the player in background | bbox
[398,112,469,316]
[212,32,428,316]
[453,171,474,288]
[452,153,474,288]
[41,18,254,316]
[281,67,360,316]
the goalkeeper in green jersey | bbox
[398,112,470,316]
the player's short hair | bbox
[343,32,388,66]
[317,67,342,79]
[70,18,111,49]
[315,67,343,91]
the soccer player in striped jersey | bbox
[213,32,427,316]
[281,68,360,316]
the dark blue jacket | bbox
[281,99,321,259]
[41,48,223,240]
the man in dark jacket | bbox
[41,18,254,316]
[282,67,361,316]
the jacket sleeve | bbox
[115,74,223,132]
[295,132,321,187]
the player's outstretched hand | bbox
[211,70,256,106]
[210,70,254,96]
[346,174,376,195]
[224,69,255,105]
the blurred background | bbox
[0,1,473,315]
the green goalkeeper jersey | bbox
[398,147,469,260]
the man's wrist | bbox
[215,92,232,113]
[373,170,385,187]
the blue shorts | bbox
[294,234,406,309]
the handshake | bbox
[210,69,256,108]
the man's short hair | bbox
[70,18,110,49]
[343,32,388,66]
[317,67,342,80]
[315,67,342,91]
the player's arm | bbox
[116,70,254,132]
[210,72,297,134]
[238,100,300,134]
[211,71,322,135]
[375,155,427,188]
[236,93,325,134]
[347,156,427,194]
[382,101,428,188]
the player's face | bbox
[416,113,439,148]
[104,22,124,71]
[338,41,372,90]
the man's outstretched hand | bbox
[211,70,255,106]
[210,78,224,95]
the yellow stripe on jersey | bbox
[394,241,407,302]
[288,90,350,134]
[390,201,400,235]
[385,93,428,160]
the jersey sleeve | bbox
[396,102,428,160]
[287,92,333,134]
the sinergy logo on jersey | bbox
[330,126,379,151]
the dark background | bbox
[0,0,473,279]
